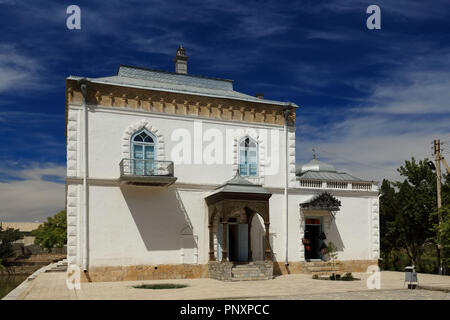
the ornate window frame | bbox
[122,119,165,161]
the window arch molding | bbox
[121,119,165,161]
[232,132,265,184]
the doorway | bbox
[228,223,248,262]
[304,218,322,260]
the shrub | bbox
[342,273,354,281]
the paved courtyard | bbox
[12,271,450,300]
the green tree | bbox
[380,157,450,273]
[31,210,67,252]
[432,205,450,269]
[0,225,23,268]
[325,241,338,275]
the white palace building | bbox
[65,47,380,281]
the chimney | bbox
[174,45,188,74]
[255,93,264,99]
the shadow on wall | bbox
[120,185,197,252]
[250,213,265,261]
[299,209,345,254]
[327,217,345,252]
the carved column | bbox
[208,223,215,261]
[248,215,252,262]
[221,222,228,262]
[264,222,271,261]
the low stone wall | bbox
[208,261,233,281]
[0,254,66,276]
[336,260,378,273]
[80,259,377,282]
[273,259,378,276]
[83,264,209,282]
[254,261,274,279]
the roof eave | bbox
[66,76,298,108]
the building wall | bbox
[66,102,379,274]
[83,106,291,187]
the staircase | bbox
[45,259,68,273]
[230,262,273,281]
[304,261,340,276]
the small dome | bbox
[296,159,337,175]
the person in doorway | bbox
[320,242,328,258]
[302,230,311,260]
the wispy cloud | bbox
[0,44,44,93]
[296,48,450,181]
[0,163,65,222]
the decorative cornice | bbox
[66,79,293,127]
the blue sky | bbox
[1,0,450,221]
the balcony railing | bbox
[297,179,377,192]
[119,159,176,186]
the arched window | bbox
[239,136,258,176]
[131,129,156,175]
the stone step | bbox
[232,273,266,277]
[231,276,271,281]
[231,268,262,272]
[231,269,261,273]
[233,264,257,268]
[232,272,265,277]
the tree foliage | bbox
[380,157,450,273]
[31,210,67,251]
[0,225,23,267]
[433,205,450,257]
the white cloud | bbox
[0,163,65,222]
[296,50,450,182]
[0,45,42,93]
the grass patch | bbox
[133,283,188,289]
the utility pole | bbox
[434,139,444,275]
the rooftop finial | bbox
[174,45,188,74]
[312,148,316,160]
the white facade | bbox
[65,63,379,275]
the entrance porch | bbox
[205,172,273,281]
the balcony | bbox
[119,159,177,186]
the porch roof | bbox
[212,171,272,195]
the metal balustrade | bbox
[298,179,375,191]
[120,159,174,177]
[119,159,176,186]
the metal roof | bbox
[67,65,299,108]
[297,170,364,182]
[296,158,375,183]
[212,171,271,195]
[297,159,336,174]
